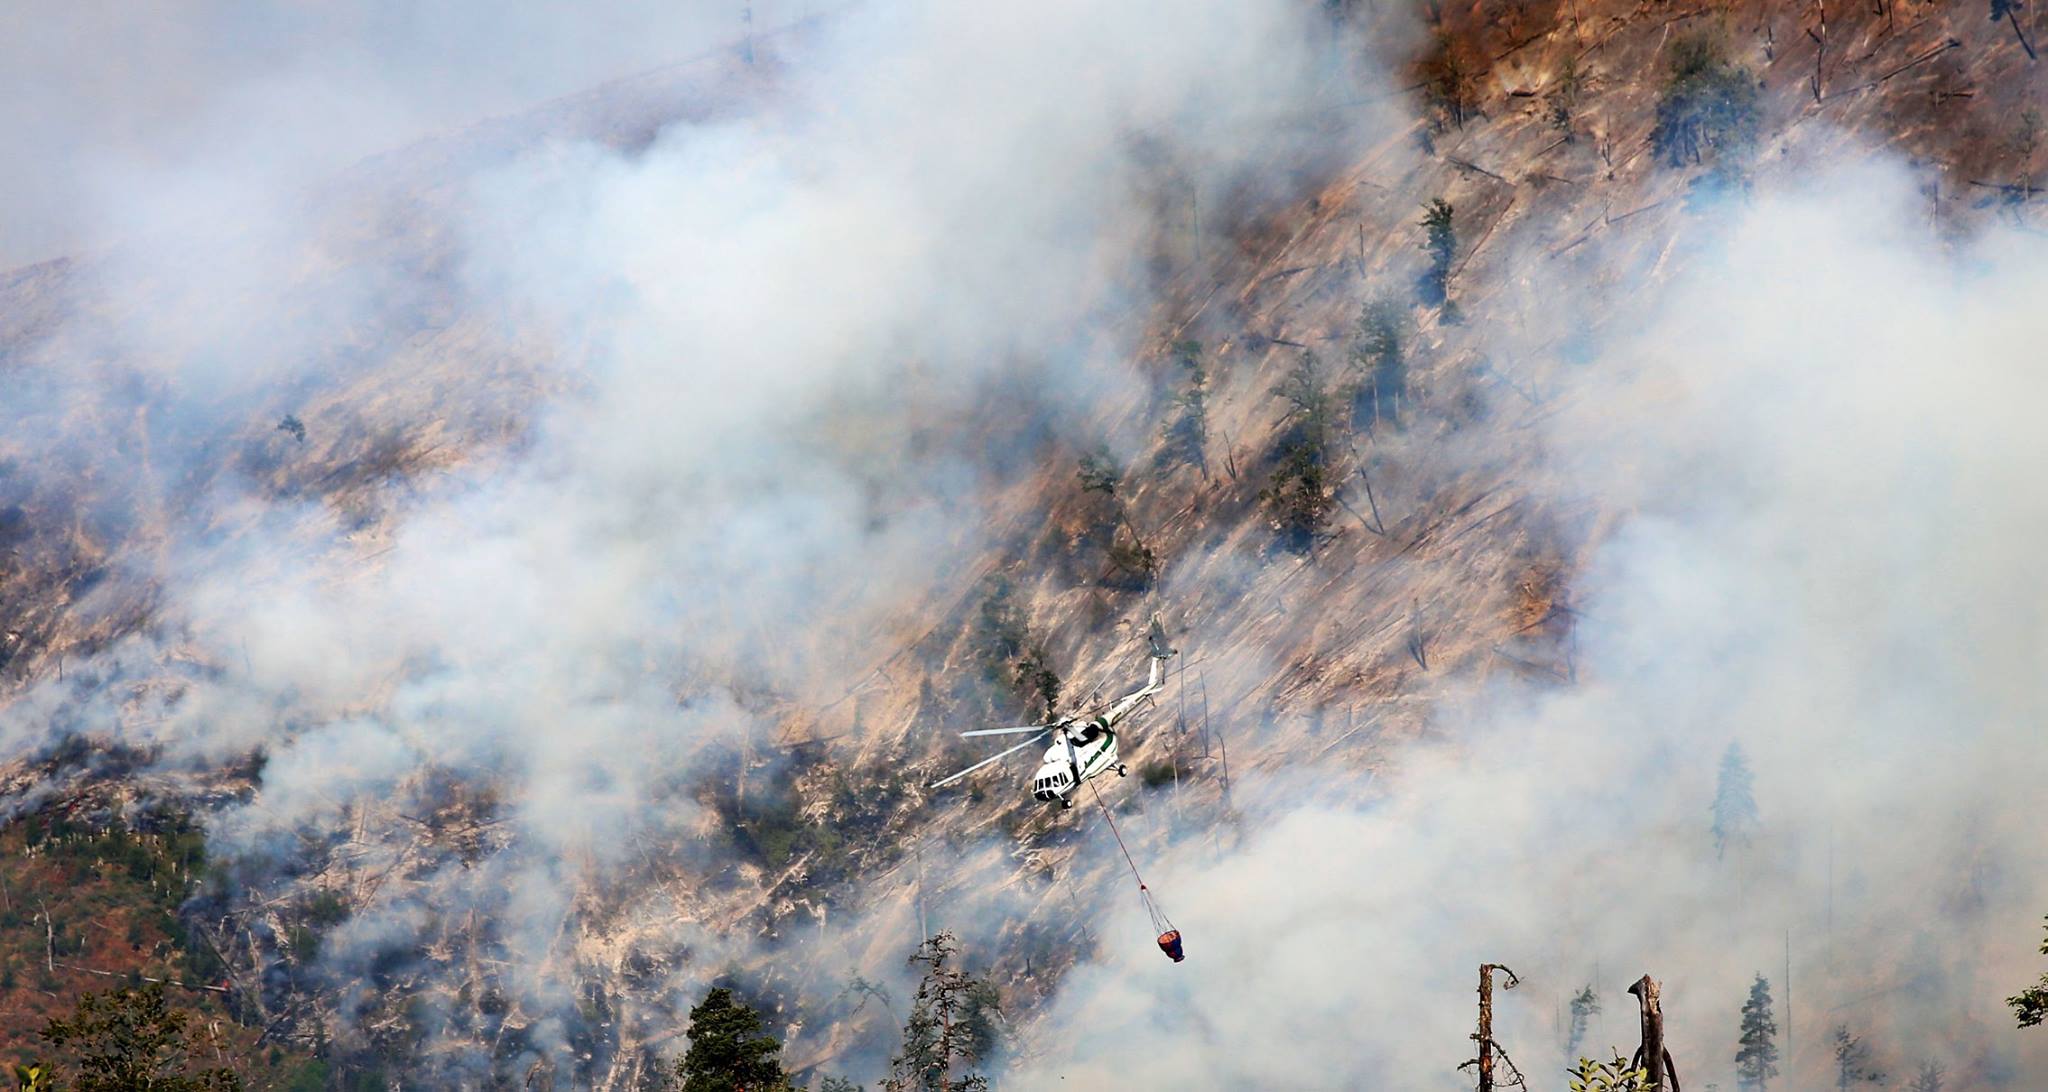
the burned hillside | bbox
[3,0,2047,1089]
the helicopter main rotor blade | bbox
[928,731,1048,789]
[959,725,1054,738]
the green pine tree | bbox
[1710,741,1760,859]
[1831,1025,1885,1091]
[969,576,1060,717]
[1076,445,1122,496]
[1650,33,1761,173]
[1260,352,1339,551]
[1349,297,1408,427]
[1735,974,1779,1091]
[1418,199,1457,312]
[1075,443,1156,589]
[674,987,790,1092]
[884,933,1001,1092]
[1566,985,1599,1060]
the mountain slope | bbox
[3,0,2046,1088]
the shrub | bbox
[1139,761,1176,789]
[1569,1055,1649,1092]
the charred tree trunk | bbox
[1628,974,1681,1091]
[1465,963,1522,1091]
[1478,963,1496,1092]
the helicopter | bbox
[929,618,1176,808]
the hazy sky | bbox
[0,2,820,264]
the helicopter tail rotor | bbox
[1147,613,1176,661]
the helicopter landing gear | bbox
[1115,764,1129,777]
[1060,797,1074,810]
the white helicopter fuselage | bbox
[928,620,1174,807]
[1030,721,1121,806]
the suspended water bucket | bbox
[1156,929,1185,963]
[1094,790,1185,965]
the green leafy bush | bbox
[1568,1055,1650,1092]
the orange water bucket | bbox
[1156,929,1185,962]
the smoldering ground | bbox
[10,2,2047,1089]
[1012,168,2048,1089]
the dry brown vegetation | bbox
[0,0,2043,1085]
[0,800,323,1089]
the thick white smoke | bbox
[1012,167,2048,1089]
[0,1,800,266]
[12,1,2046,1088]
[0,0,1384,1080]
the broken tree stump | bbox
[1627,974,1681,1091]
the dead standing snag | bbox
[1628,974,1681,1091]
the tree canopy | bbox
[1735,974,1779,1090]
[675,986,791,1092]
[37,983,242,1092]
[1832,1025,1885,1090]
[884,933,1001,1092]
[1650,33,1761,171]
[1711,741,1760,858]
